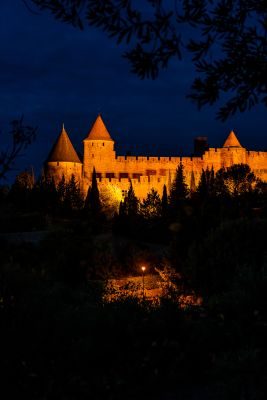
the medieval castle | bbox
[45,115,267,200]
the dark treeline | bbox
[1,163,266,285]
[3,163,266,221]
[0,163,266,399]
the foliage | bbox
[8,172,84,215]
[169,162,189,209]
[84,167,102,215]
[29,0,267,120]
[64,173,84,210]
[1,248,266,399]
[103,279,142,304]
[14,169,34,189]
[34,175,59,212]
[212,167,229,197]
[195,164,259,200]
[197,167,215,198]
[57,174,66,202]
[185,218,267,298]
[122,181,139,217]
[0,185,9,203]
[220,163,258,196]
[140,188,161,219]
[1,168,267,398]
[99,182,122,218]
[0,117,36,180]
[161,184,168,216]
[8,170,35,208]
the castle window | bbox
[103,142,105,146]
[92,143,94,146]
[133,173,142,180]
[106,173,115,179]
[57,162,59,166]
[146,169,156,176]
[92,154,94,158]
[119,173,128,179]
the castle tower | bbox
[83,115,116,191]
[220,130,247,166]
[223,130,242,148]
[45,124,82,184]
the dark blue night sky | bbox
[0,1,266,181]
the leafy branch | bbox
[27,0,267,120]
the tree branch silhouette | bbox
[0,117,37,180]
[28,0,267,120]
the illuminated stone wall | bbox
[45,161,82,184]
[45,120,267,201]
[81,142,267,200]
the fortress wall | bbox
[217,147,248,167]
[46,161,82,185]
[246,151,267,181]
[97,176,169,201]
[45,115,267,202]
[51,139,267,201]
[101,154,184,178]
[58,147,267,201]
[85,152,212,192]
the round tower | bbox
[83,115,116,187]
[221,130,247,166]
[45,125,82,184]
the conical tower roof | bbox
[47,125,81,163]
[223,130,242,148]
[86,115,113,141]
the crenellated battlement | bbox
[115,155,184,163]
[45,115,267,200]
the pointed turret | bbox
[47,125,81,163]
[86,114,113,141]
[223,130,242,148]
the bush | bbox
[185,218,267,299]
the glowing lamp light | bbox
[141,266,146,299]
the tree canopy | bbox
[28,0,267,120]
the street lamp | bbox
[141,266,146,299]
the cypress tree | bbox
[197,167,216,198]
[124,181,139,217]
[65,174,83,210]
[190,170,196,193]
[169,162,189,208]
[57,174,66,203]
[43,176,58,212]
[161,184,168,217]
[115,200,127,232]
[84,167,101,215]
[197,168,208,198]
[118,200,126,217]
